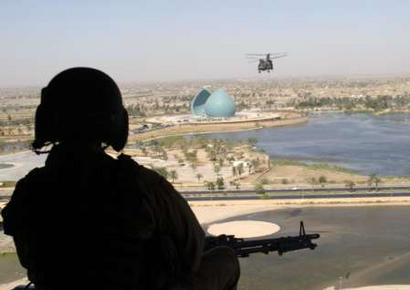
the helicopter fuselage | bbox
[246,52,286,73]
[258,58,273,73]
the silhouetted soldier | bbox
[2,68,240,290]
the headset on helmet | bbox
[33,67,128,153]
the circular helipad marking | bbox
[207,220,280,238]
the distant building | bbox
[191,88,236,118]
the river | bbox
[205,113,410,176]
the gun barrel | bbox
[306,233,320,240]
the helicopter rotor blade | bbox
[246,54,266,57]
[246,52,288,59]
[269,52,287,55]
[270,53,288,59]
[245,56,261,59]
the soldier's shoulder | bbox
[17,166,48,186]
[117,154,164,183]
[4,167,47,211]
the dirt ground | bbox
[242,164,410,188]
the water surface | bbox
[205,113,410,176]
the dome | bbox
[205,88,235,117]
[191,88,211,116]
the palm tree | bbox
[232,166,237,177]
[205,181,215,191]
[208,150,217,161]
[367,173,376,189]
[196,173,203,183]
[213,165,221,175]
[374,176,382,191]
[254,183,265,194]
[248,162,253,174]
[345,180,355,192]
[237,163,244,177]
[318,176,327,187]
[170,170,178,183]
[307,177,317,191]
[368,173,381,190]
[190,163,197,170]
[251,158,261,172]
[216,177,225,190]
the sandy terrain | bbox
[0,278,30,290]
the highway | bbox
[1,186,410,202]
[183,191,410,201]
[179,185,410,195]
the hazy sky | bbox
[1,0,410,87]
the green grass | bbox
[271,159,355,174]
[380,174,410,179]
[307,163,356,174]
[271,159,305,167]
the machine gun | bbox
[205,221,320,257]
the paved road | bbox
[180,186,410,195]
[184,191,410,201]
[1,187,410,202]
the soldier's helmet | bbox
[32,67,128,152]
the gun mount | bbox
[205,221,320,257]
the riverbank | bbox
[130,113,307,141]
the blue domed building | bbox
[190,89,211,116]
[191,88,235,118]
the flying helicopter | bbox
[246,52,287,73]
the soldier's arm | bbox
[140,167,205,273]
[1,172,38,268]
[2,175,31,236]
